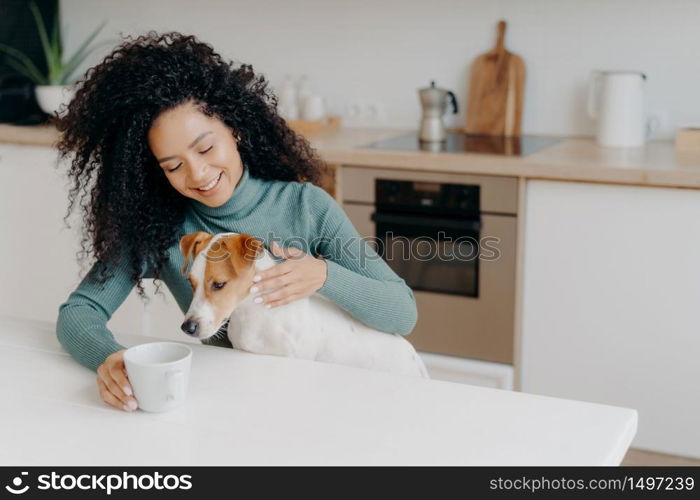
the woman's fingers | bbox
[251,269,294,294]
[258,284,306,308]
[252,263,293,286]
[270,241,305,259]
[109,365,134,398]
[99,371,137,410]
[97,350,139,412]
[249,245,326,308]
[265,291,304,308]
[97,364,128,404]
[97,377,134,412]
[97,378,119,409]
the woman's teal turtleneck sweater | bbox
[56,167,418,371]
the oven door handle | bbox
[370,212,481,232]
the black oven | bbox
[371,179,481,297]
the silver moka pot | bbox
[419,81,458,142]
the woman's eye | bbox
[199,146,213,154]
[167,163,182,173]
[212,281,226,290]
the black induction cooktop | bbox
[362,132,561,156]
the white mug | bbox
[124,342,192,413]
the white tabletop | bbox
[0,315,637,466]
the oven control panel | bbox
[375,179,480,217]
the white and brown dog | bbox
[179,231,429,378]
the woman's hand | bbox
[250,241,328,308]
[97,350,138,412]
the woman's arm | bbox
[309,185,418,335]
[56,250,150,372]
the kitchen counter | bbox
[0,315,637,465]
[310,127,700,189]
[3,123,700,188]
[0,123,59,147]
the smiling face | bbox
[147,100,243,207]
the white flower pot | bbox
[35,85,75,117]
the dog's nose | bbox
[181,320,199,336]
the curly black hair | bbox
[56,31,325,299]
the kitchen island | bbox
[0,315,637,465]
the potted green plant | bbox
[0,1,107,117]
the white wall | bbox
[59,0,699,137]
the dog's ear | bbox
[220,233,264,275]
[241,234,264,264]
[179,231,212,275]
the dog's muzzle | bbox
[181,319,199,336]
[180,318,230,338]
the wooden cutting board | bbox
[464,20,525,137]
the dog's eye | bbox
[212,281,227,290]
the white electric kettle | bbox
[587,71,655,148]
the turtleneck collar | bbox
[189,166,264,219]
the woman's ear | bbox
[179,231,212,275]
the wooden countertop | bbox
[0,123,59,147]
[3,123,700,189]
[309,127,700,189]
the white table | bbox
[0,315,637,465]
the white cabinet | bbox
[521,179,700,458]
[0,144,147,337]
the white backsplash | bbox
[60,0,699,138]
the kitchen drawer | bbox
[340,165,519,215]
[418,352,513,390]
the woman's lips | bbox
[193,172,223,195]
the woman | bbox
[56,32,417,412]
